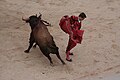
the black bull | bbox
[22,14,65,65]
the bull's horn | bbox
[22,17,29,21]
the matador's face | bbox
[78,17,85,21]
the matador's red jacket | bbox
[59,15,84,44]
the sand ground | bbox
[0,0,120,80]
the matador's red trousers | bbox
[66,30,84,59]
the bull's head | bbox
[22,13,42,22]
[22,14,37,22]
[22,14,41,29]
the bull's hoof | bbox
[66,58,72,62]
[50,63,54,67]
[24,50,29,53]
[62,61,66,65]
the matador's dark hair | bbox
[79,12,87,18]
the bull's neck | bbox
[38,20,45,26]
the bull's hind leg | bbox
[56,52,65,65]
[45,54,53,65]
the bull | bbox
[22,13,65,65]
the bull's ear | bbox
[38,12,42,19]
[39,12,42,17]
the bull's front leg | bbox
[24,40,34,53]
[24,33,35,53]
